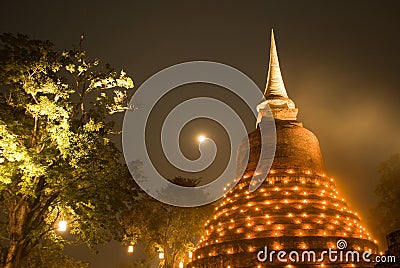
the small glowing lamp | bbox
[58,220,67,232]
[179,261,184,268]
[198,135,206,143]
[128,245,134,253]
[159,252,165,260]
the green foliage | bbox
[122,177,214,268]
[0,33,137,267]
[371,153,400,247]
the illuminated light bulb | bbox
[265,201,270,205]
[323,232,327,236]
[288,213,293,217]
[267,221,271,225]
[294,186,299,191]
[215,239,218,243]
[285,191,289,195]
[302,213,307,217]
[284,199,288,203]
[240,209,244,213]
[274,232,278,236]
[159,252,165,260]
[274,187,279,191]
[275,206,279,210]
[128,245,134,253]
[255,207,259,211]
[236,229,240,233]
[298,205,302,209]
[58,220,67,232]
[295,220,301,224]
[179,262,184,268]
[306,170,311,174]
[270,170,275,174]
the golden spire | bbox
[264,29,289,99]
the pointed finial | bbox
[264,29,289,99]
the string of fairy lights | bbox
[191,169,379,265]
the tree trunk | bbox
[5,200,30,268]
[4,241,23,268]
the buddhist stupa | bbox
[189,30,378,268]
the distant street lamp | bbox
[58,220,67,232]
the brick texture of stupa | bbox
[188,30,378,268]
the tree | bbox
[371,153,400,247]
[0,33,138,267]
[123,177,214,268]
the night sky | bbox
[1,1,400,266]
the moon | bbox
[198,135,206,143]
